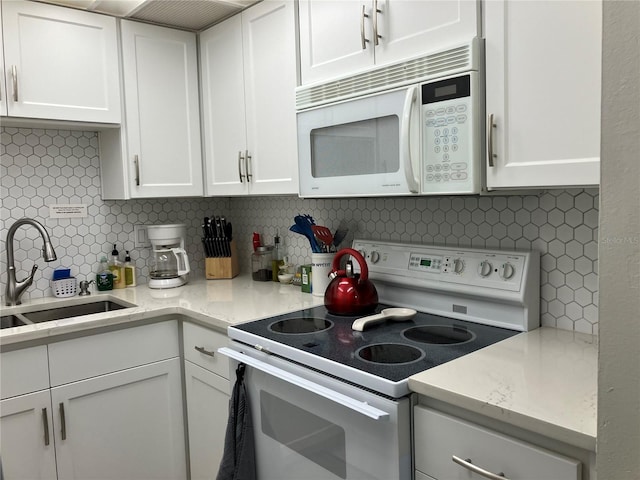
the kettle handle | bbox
[331,248,369,281]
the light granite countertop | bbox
[1,277,597,452]
[409,326,598,452]
[0,275,324,345]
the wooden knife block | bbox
[205,240,239,279]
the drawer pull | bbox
[452,455,509,480]
[194,345,216,357]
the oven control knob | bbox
[453,258,465,274]
[358,249,367,260]
[369,251,381,264]
[478,260,493,277]
[499,262,516,280]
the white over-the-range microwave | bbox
[297,38,484,197]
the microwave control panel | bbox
[421,72,480,195]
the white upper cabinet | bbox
[120,20,203,198]
[1,0,121,123]
[200,0,298,196]
[484,0,602,189]
[299,0,480,85]
[0,6,7,117]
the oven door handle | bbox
[218,347,390,421]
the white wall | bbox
[597,0,640,477]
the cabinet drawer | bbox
[0,346,49,399]
[183,322,229,379]
[414,406,581,480]
[48,321,179,386]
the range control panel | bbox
[353,239,530,293]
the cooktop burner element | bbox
[357,343,425,364]
[269,318,332,334]
[402,325,475,345]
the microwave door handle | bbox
[401,85,420,193]
[218,347,390,421]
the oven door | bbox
[297,86,421,197]
[219,345,412,480]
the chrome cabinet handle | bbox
[238,150,245,183]
[42,408,50,446]
[246,150,252,182]
[360,5,370,50]
[11,65,18,102]
[59,403,67,440]
[134,154,140,186]
[452,455,509,480]
[194,345,216,357]
[373,0,382,46]
[487,113,497,167]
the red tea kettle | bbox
[324,248,378,316]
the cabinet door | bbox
[184,361,231,480]
[52,358,186,480]
[374,0,479,66]
[121,20,203,198]
[242,0,299,195]
[0,6,7,117]
[0,390,57,480]
[485,0,601,189]
[1,0,121,123]
[200,14,248,196]
[298,0,374,85]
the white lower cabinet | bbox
[0,390,57,480]
[52,358,186,480]
[0,320,186,480]
[414,406,581,480]
[183,322,231,480]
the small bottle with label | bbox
[109,244,125,289]
[96,256,114,291]
[124,251,136,287]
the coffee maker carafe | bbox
[147,224,190,289]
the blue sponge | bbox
[52,268,71,280]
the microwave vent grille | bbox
[296,42,476,110]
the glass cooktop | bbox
[229,304,519,388]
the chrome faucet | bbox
[5,218,57,306]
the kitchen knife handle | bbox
[452,456,509,480]
[488,114,497,167]
[238,151,245,183]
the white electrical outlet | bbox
[134,225,151,248]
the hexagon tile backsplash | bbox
[1,127,599,334]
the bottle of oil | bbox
[271,232,285,282]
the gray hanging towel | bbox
[216,363,257,480]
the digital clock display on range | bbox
[420,259,432,267]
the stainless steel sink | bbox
[22,300,132,323]
[1,298,137,329]
[1,315,28,329]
